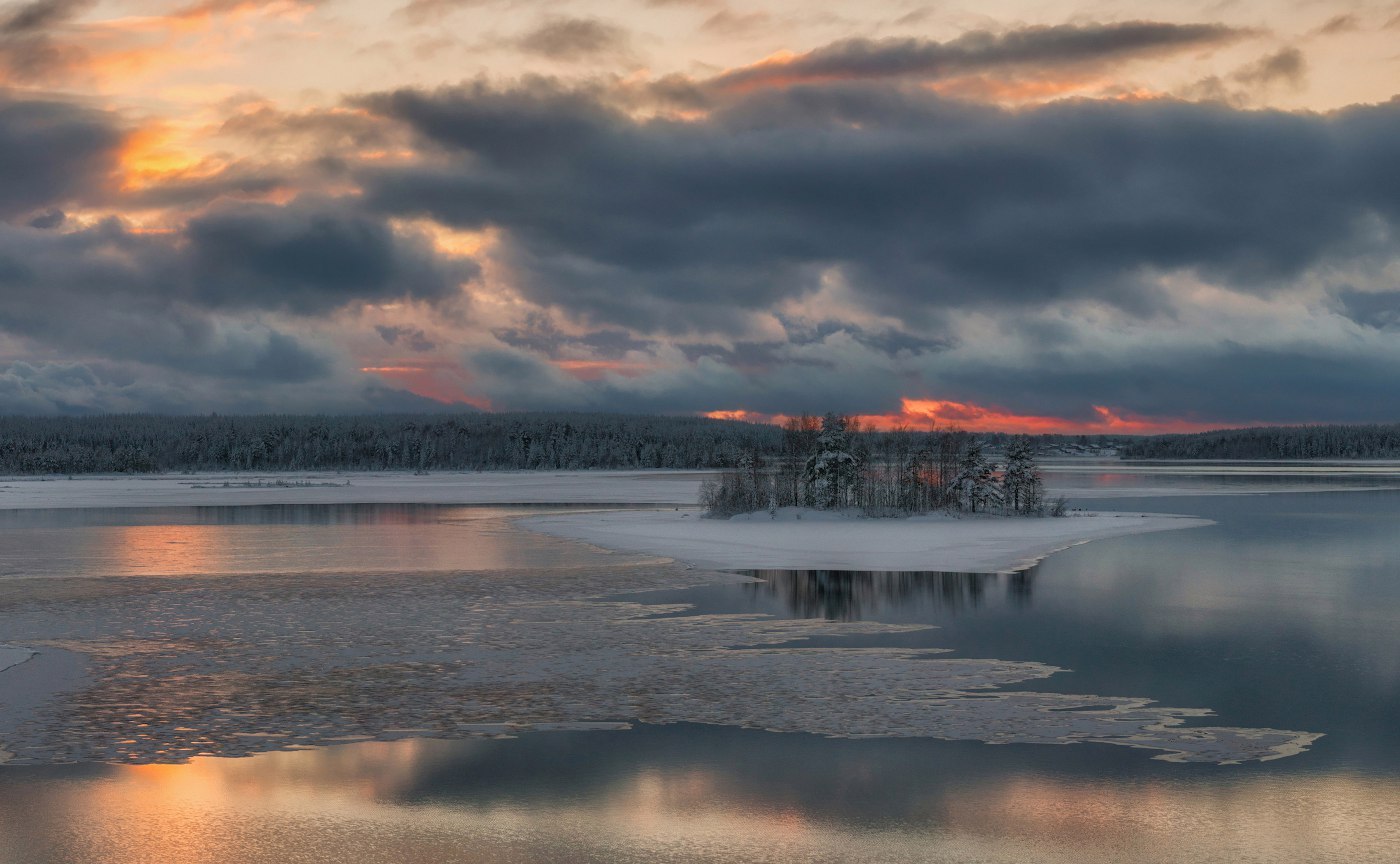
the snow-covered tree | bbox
[955,439,999,513]
[805,413,859,509]
[1001,436,1044,514]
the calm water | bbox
[0,504,654,578]
[1,483,1399,862]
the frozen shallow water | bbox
[2,484,1398,862]
[0,551,1314,765]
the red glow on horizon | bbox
[358,361,490,410]
[704,399,1234,435]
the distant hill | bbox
[1119,424,1400,460]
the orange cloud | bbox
[703,410,769,423]
[704,398,1233,435]
[117,124,216,190]
[928,73,1104,104]
[553,359,649,381]
[359,361,489,409]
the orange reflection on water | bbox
[107,523,236,577]
[4,738,1398,864]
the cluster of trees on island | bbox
[700,413,1063,518]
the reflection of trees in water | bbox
[745,567,1038,620]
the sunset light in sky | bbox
[2,0,1400,426]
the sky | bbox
[1,0,1399,431]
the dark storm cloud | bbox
[184,199,478,313]
[0,93,481,403]
[1,198,478,321]
[0,92,120,218]
[934,343,1400,426]
[516,17,631,61]
[707,21,1251,90]
[376,323,437,351]
[1334,288,1400,330]
[492,311,653,359]
[0,219,334,379]
[357,79,1400,331]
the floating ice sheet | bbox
[0,564,1319,766]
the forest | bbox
[0,413,783,474]
[1119,424,1400,460]
[0,413,1120,475]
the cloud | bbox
[375,323,437,351]
[1233,46,1306,88]
[1184,46,1308,105]
[1,0,92,35]
[1334,287,1400,330]
[357,79,1400,336]
[184,199,479,313]
[0,92,121,218]
[929,340,1400,426]
[706,21,1252,91]
[700,9,771,38]
[0,0,93,82]
[0,360,184,414]
[516,17,632,62]
[0,91,499,413]
[1315,14,1359,36]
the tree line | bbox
[700,413,1063,518]
[0,413,784,474]
[1119,424,1400,460]
[0,412,1129,475]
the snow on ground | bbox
[2,461,1397,510]
[522,508,1213,573]
[0,471,708,510]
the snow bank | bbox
[522,508,1212,572]
[2,461,1393,511]
[0,470,706,510]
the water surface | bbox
[1,484,1398,862]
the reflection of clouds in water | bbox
[4,737,1393,864]
[0,563,1318,766]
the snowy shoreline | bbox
[521,508,1213,573]
[2,464,1395,511]
[0,470,709,510]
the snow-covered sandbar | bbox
[522,508,1213,572]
